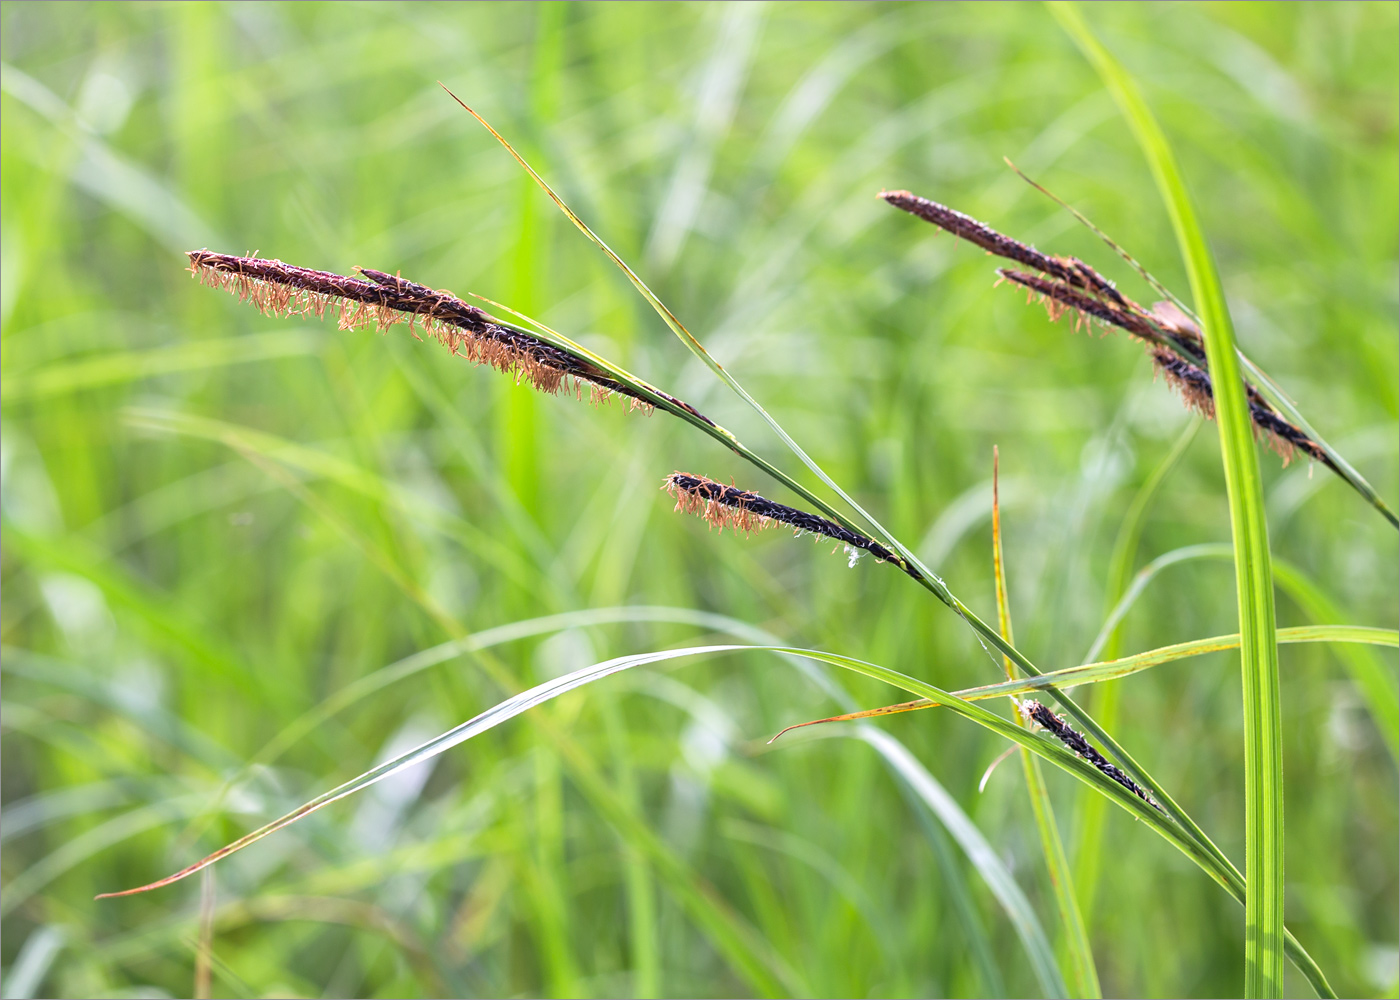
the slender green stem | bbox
[1074,420,1198,922]
[993,451,1099,998]
[1048,4,1286,993]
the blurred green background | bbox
[2,2,1396,997]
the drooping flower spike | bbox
[187,250,710,421]
[880,192,1334,471]
[663,472,911,574]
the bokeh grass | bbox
[2,2,1397,997]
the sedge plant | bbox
[85,11,1399,1000]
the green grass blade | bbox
[993,452,1098,997]
[1089,541,1399,764]
[96,641,804,995]
[773,626,1395,730]
[100,636,1336,995]
[251,607,763,769]
[1270,563,1399,763]
[1050,5,1287,991]
[854,728,1065,999]
[1073,419,1199,926]
[957,626,1397,702]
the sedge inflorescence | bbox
[1021,700,1160,810]
[663,473,908,572]
[189,250,654,410]
[880,191,1332,470]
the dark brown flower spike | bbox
[1151,349,1332,469]
[881,192,1338,474]
[881,190,1206,356]
[1150,349,1217,419]
[999,263,1324,465]
[188,250,712,422]
[881,190,1094,291]
[664,473,910,573]
[998,268,1164,344]
[1021,700,1160,810]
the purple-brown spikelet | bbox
[664,473,909,573]
[1150,348,1332,469]
[880,190,1133,307]
[881,190,1081,284]
[1022,700,1160,810]
[998,269,1162,343]
[1150,349,1216,419]
[188,250,713,424]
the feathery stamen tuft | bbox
[1151,349,1216,419]
[1150,349,1330,468]
[998,268,1162,343]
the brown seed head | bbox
[663,473,909,572]
[189,250,644,408]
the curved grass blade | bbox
[94,592,1052,995]
[853,728,1065,999]
[92,644,744,899]
[770,625,1395,736]
[1051,6,1287,988]
[1088,541,1399,764]
[97,639,1334,994]
[959,626,1395,701]
[252,606,777,770]
[1074,419,1198,924]
[993,450,1099,998]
